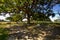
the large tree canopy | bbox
[0,0,60,24]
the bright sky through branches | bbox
[0,4,60,22]
[49,4,60,22]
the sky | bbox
[0,13,10,21]
[49,4,60,22]
[53,4,60,13]
[49,14,60,22]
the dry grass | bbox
[0,21,60,28]
[0,22,24,28]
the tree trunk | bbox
[27,13,30,24]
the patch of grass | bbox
[0,21,60,28]
[0,22,24,28]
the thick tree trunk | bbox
[27,13,30,24]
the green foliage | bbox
[32,13,50,21]
[0,0,59,23]
[12,14,22,22]
[6,14,22,22]
[6,17,13,21]
[0,28,9,40]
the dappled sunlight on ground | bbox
[0,22,60,40]
[3,23,60,40]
